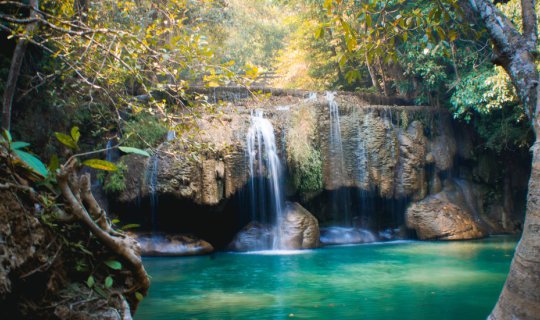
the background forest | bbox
[1,0,537,159]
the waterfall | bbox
[325,92,351,226]
[147,154,159,233]
[105,139,113,162]
[246,110,285,249]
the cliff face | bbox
[114,91,528,241]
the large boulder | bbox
[134,233,214,256]
[228,222,273,251]
[279,202,320,249]
[406,194,486,240]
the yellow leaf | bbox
[82,159,118,171]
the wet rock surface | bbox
[279,202,320,249]
[228,222,273,252]
[134,233,214,256]
[405,184,487,240]
[320,227,377,245]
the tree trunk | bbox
[1,0,39,131]
[465,0,540,319]
[364,52,382,93]
[376,57,390,96]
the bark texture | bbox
[467,0,540,318]
[1,0,39,131]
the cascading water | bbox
[325,92,351,226]
[105,139,114,162]
[147,155,159,233]
[246,110,285,249]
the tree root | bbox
[57,164,149,316]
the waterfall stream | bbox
[325,92,351,226]
[147,154,159,233]
[246,110,285,249]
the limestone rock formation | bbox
[406,191,486,240]
[228,222,273,251]
[320,227,377,245]
[113,92,524,241]
[133,233,214,256]
[279,202,320,249]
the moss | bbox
[99,161,128,194]
[121,112,168,149]
[291,148,323,193]
[286,103,323,193]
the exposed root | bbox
[57,164,149,316]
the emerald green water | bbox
[136,237,517,320]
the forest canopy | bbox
[0,0,537,156]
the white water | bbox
[325,92,351,225]
[326,91,346,183]
[105,139,114,162]
[147,155,159,233]
[246,110,285,250]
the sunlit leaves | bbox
[54,132,77,150]
[118,146,150,157]
[82,159,118,171]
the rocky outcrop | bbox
[114,91,526,241]
[118,97,458,205]
[228,202,320,251]
[228,222,273,251]
[134,234,214,256]
[320,227,377,245]
[405,183,487,240]
[279,202,320,249]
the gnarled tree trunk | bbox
[1,0,39,131]
[466,0,540,319]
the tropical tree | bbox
[325,0,538,318]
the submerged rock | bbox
[228,222,273,251]
[279,202,320,249]
[405,194,486,240]
[134,233,214,256]
[320,227,377,245]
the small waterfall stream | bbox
[105,139,114,162]
[325,92,351,226]
[147,154,159,233]
[246,110,285,249]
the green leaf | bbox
[48,154,60,171]
[119,146,150,157]
[315,25,325,39]
[11,141,30,150]
[86,276,95,288]
[54,132,77,149]
[104,260,122,270]
[121,223,140,231]
[71,126,80,143]
[83,159,118,171]
[105,276,113,288]
[2,130,12,142]
[111,218,120,224]
[135,292,144,301]
[13,149,48,177]
[94,286,108,298]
